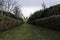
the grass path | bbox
[0,23,60,40]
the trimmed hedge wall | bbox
[28,15,60,30]
[0,15,23,31]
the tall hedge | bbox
[28,4,60,21]
[0,15,23,31]
[28,15,60,30]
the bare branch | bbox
[42,2,46,10]
[5,0,16,12]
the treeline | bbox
[28,4,60,21]
[28,4,60,30]
[0,11,23,21]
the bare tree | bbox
[0,0,16,15]
[42,2,46,10]
[13,6,20,17]
[0,0,5,15]
[5,0,16,12]
[0,0,23,18]
[13,6,24,19]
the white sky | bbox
[21,7,42,17]
[16,0,60,17]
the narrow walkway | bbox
[0,23,60,40]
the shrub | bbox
[29,15,60,30]
[28,4,60,21]
[0,15,23,31]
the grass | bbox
[0,23,60,40]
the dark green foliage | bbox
[28,4,60,30]
[0,10,23,21]
[28,10,43,21]
[40,4,60,18]
[28,15,60,30]
[28,4,60,21]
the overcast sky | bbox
[16,0,60,17]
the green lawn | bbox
[0,23,60,40]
